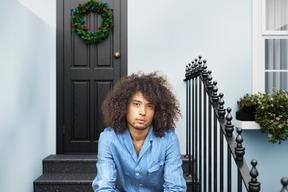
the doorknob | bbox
[114,51,120,58]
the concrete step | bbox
[34,154,198,192]
[34,173,95,192]
[35,174,195,192]
[42,155,97,174]
[41,154,193,175]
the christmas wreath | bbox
[71,0,113,44]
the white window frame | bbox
[252,0,288,93]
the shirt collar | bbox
[120,125,154,162]
[146,125,154,142]
[138,125,153,160]
[122,125,154,141]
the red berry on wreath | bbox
[72,24,75,28]
[99,26,102,29]
[84,27,88,31]
[110,25,113,28]
[83,10,87,13]
[109,12,111,15]
[102,8,105,11]
[78,3,81,5]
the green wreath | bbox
[71,0,113,44]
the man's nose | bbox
[139,106,146,116]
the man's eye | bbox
[147,105,154,109]
[133,103,140,106]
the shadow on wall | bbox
[0,0,55,192]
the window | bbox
[253,0,288,93]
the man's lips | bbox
[136,119,145,124]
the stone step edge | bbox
[34,173,194,185]
[43,155,98,163]
[34,173,95,185]
[43,154,193,163]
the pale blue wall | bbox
[0,0,56,192]
[128,0,288,191]
[128,0,253,152]
[0,0,286,191]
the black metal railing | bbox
[184,56,288,192]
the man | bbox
[92,71,187,191]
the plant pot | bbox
[236,111,256,121]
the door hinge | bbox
[63,125,65,135]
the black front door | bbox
[57,0,127,154]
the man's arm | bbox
[92,130,117,192]
[163,132,187,191]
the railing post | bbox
[197,56,203,192]
[185,64,189,157]
[202,62,208,192]
[212,81,219,191]
[235,128,245,192]
[191,61,195,75]
[206,70,213,192]
[235,128,245,161]
[218,93,226,119]
[281,177,288,192]
[212,81,219,108]
[193,59,198,192]
[198,55,203,73]
[188,68,192,176]
[248,160,261,192]
[202,60,208,81]
[207,70,213,95]
[191,62,195,190]
[225,107,233,192]
[225,108,234,137]
[194,58,198,73]
[218,92,225,191]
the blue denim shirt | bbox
[92,126,187,192]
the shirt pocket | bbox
[148,161,165,173]
[147,161,165,184]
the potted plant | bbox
[255,89,288,144]
[237,89,288,144]
[236,93,264,121]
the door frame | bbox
[56,0,127,154]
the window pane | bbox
[266,0,288,31]
[265,39,288,70]
[265,72,288,93]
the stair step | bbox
[42,154,193,175]
[34,173,94,192]
[43,155,97,174]
[34,154,198,192]
[35,173,95,184]
[181,154,197,176]
[34,174,195,192]
[184,175,199,192]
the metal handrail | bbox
[184,56,261,192]
[184,56,288,191]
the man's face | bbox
[126,91,155,131]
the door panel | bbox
[57,0,127,154]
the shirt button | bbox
[139,184,143,187]
[135,172,140,176]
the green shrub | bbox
[237,89,288,144]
